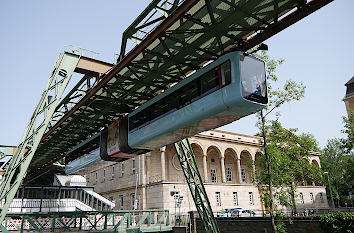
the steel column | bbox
[0,52,80,223]
[174,138,220,233]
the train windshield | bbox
[240,55,267,104]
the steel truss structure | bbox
[174,139,220,233]
[0,52,81,223]
[26,0,332,179]
[1,209,171,233]
[0,0,333,229]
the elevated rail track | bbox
[0,0,333,230]
[33,0,332,175]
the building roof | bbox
[344,76,354,100]
[345,76,354,86]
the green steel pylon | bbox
[0,51,80,223]
[174,138,220,233]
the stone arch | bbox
[191,143,205,180]
[224,148,238,183]
[240,149,253,184]
[206,145,222,159]
[311,159,320,168]
[206,145,222,183]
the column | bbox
[236,158,242,183]
[140,154,146,185]
[252,160,256,182]
[221,156,226,183]
[203,154,208,182]
[146,153,151,183]
[160,146,166,181]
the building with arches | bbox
[87,129,328,214]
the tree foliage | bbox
[319,212,354,233]
[320,115,354,207]
[256,121,322,210]
[254,50,322,232]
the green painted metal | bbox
[174,138,220,233]
[119,0,181,61]
[0,0,332,231]
[0,224,10,233]
[0,51,81,224]
[26,0,332,178]
[2,209,171,232]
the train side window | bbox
[164,94,178,114]
[220,61,231,86]
[200,67,219,96]
[179,80,199,107]
[150,99,164,120]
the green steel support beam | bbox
[0,51,80,224]
[174,138,220,233]
[119,0,182,61]
[0,223,10,233]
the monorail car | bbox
[100,51,267,160]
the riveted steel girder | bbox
[174,139,220,233]
[0,52,81,223]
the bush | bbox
[319,212,354,233]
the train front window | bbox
[240,55,267,104]
[220,61,231,87]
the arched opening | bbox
[207,146,222,183]
[240,150,253,184]
[224,148,238,183]
[191,143,205,181]
[312,160,320,168]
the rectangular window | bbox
[215,192,221,206]
[132,158,136,174]
[200,67,219,96]
[233,192,238,206]
[310,193,314,203]
[112,166,115,179]
[95,172,98,183]
[226,167,232,182]
[119,195,124,210]
[241,168,246,183]
[121,162,125,177]
[131,193,136,210]
[300,192,304,204]
[211,169,217,183]
[103,169,106,182]
[249,192,254,205]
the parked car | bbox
[217,207,243,217]
[240,209,260,217]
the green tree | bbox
[340,114,354,153]
[254,50,321,232]
[321,136,353,207]
[256,121,322,229]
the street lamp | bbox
[324,172,335,209]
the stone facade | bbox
[86,129,328,214]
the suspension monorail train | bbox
[99,51,267,161]
[66,51,267,174]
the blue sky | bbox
[0,0,353,149]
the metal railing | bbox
[1,209,171,232]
